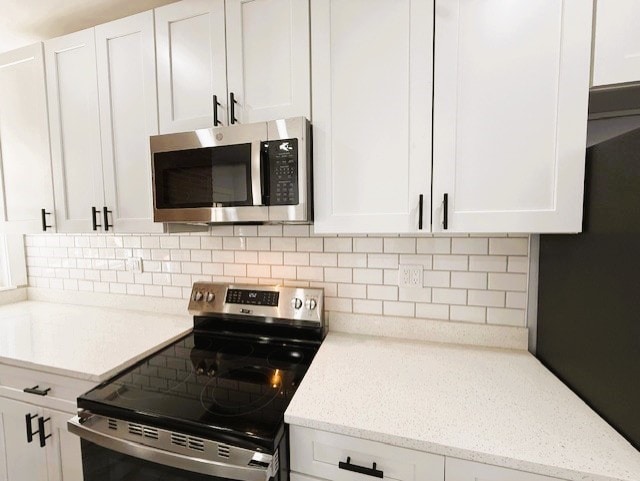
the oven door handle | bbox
[67,416,271,481]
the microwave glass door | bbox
[154,144,255,209]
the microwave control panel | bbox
[265,138,299,205]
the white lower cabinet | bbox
[0,364,94,481]
[446,458,567,481]
[290,425,444,481]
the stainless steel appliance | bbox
[68,282,325,480]
[150,117,312,224]
[537,83,640,450]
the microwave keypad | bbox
[268,138,299,206]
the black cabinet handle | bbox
[418,194,424,230]
[38,417,51,448]
[338,457,383,479]
[229,92,238,124]
[23,385,51,397]
[443,193,449,230]
[41,209,52,231]
[103,207,112,231]
[213,94,222,126]
[92,207,101,231]
[25,413,39,443]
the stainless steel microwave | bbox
[150,117,311,224]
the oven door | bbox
[69,416,276,481]
[151,122,268,223]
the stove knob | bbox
[305,298,318,310]
[192,291,203,302]
[291,298,303,310]
[205,292,215,303]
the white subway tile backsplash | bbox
[383,238,416,254]
[488,273,528,292]
[417,237,451,254]
[416,303,449,320]
[433,255,468,271]
[26,233,531,329]
[337,253,367,268]
[489,237,528,256]
[450,305,486,323]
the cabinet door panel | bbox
[592,0,640,86]
[45,28,104,233]
[226,0,310,123]
[44,408,82,481]
[312,0,432,233]
[0,43,55,233]
[0,398,47,481]
[432,0,592,233]
[156,0,227,133]
[96,11,163,233]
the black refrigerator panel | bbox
[537,124,640,451]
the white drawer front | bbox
[0,363,95,410]
[290,425,444,481]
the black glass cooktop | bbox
[78,331,319,453]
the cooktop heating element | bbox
[69,283,325,481]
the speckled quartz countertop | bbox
[285,333,640,481]
[0,301,192,382]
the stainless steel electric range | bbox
[68,282,325,481]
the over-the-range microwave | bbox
[150,117,311,224]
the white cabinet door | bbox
[45,28,105,233]
[446,458,565,481]
[311,0,433,234]
[592,0,640,86]
[0,43,55,234]
[96,11,164,233]
[0,397,48,481]
[226,0,310,123]
[432,0,592,234]
[156,0,228,133]
[44,408,83,481]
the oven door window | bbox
[81,440,239,481]
[154,144,253,209]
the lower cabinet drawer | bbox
[290,425,444,481]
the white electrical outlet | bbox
[398,264,423,288]
[126,257,143,274]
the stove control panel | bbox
[188,282,324,326]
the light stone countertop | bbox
[285,332,640,481]
[0,301,192,382]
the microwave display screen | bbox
[154,144,253,209]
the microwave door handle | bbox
[260,143,269,205]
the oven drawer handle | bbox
[67,416,269,481]
[338,456,384,478]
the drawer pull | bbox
[24,385,51,396]
[338,456,384,478]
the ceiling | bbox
[0,0,179,53]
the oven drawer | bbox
[0,363,95,411]
[290,425,444,481]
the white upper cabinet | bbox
[155,0,228,133]
[0,43,55,234]
[311,0,433,234]
[96,11,164,233]
[45,28,105,233]
[432,0,593,233]
[225,0,311,123]
[592,0,640,86]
